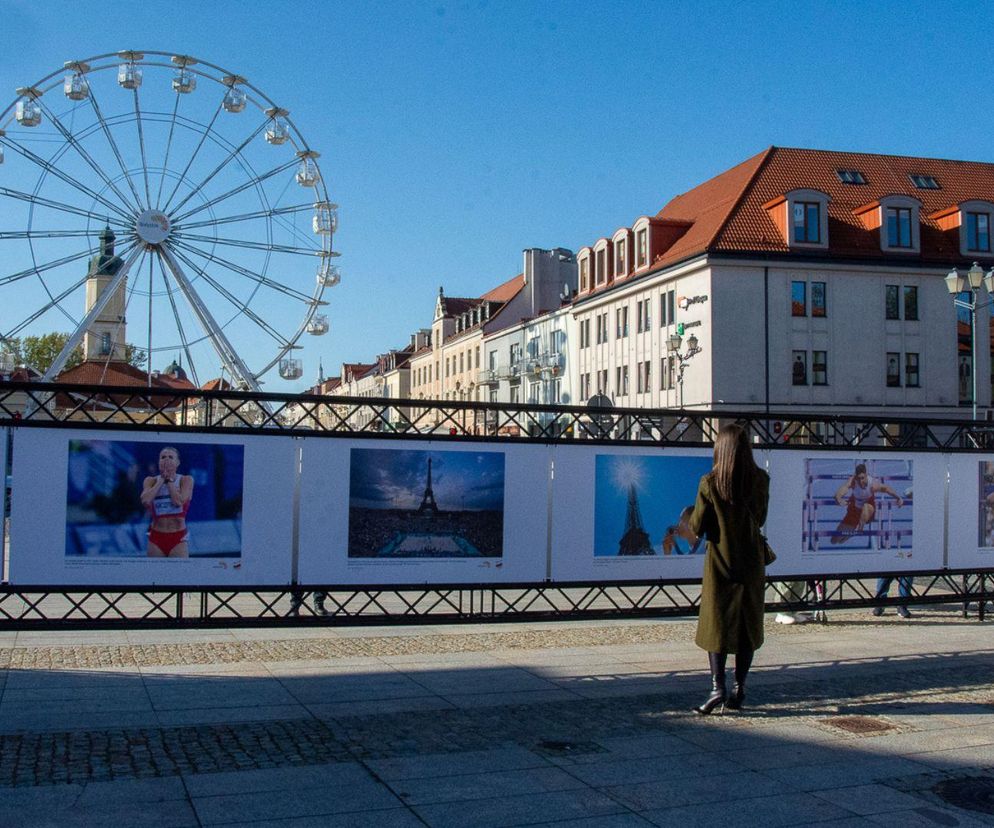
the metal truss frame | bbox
[0,569,987,629]
[3,379,994,450]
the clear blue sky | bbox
[1,0,991,390]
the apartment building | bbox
[573,147,994,416]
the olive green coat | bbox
[688,470,770,654]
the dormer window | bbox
[966,211,991,253]
[636,228,647,268]
[578,251,591,291]
[765,189,830,249]
[793,202,822,243]
[887,207,913,248]
[856,194,922,254]
[615,241,625,275]
[593,239,611,285]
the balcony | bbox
[479,368,500,386]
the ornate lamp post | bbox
[946,262,994,420]
[667,331,702,408]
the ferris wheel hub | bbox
[135,209,171,244]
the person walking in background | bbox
[872,576,913,618]
[688,424,770,715]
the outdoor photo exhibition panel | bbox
[297,438,549,584]
[764,450,944,576]
[945,454,994,570]
[549,444,715,581]
[8,428,296,586]
[0,428,7,578]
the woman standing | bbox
[688,424,770,714]
[140,446,194,558]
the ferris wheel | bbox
[0,50,340,391]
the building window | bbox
[550,378,561,404]
[600,312,609,344]
[596,248,606,285]
[615,242,625,277]
[641,360,651,393]
[510,385,520,404]
[580,258,590,291]
[636,298,651,333]
[667,356,676,389]
[459,353,464,373]
[527,336,539,358]
[622,365,629,395]
[966,212,991,252]
[660,289,675,327]
[836,169,866,185]
[528,381,540,404]
[616,306,628,338]
[792,351,807,386]
[510,343,521,364]
[887,207,913,248]
[489,388,497,404]
[909,174,940,190]
[904,286,919,321]
[886,352,901,387]
[597,369,607,395]
[885,285,900,320]
[660,357,667,390]
[99,332,111,355]
[791,281,806,316]
[475,347,480,368]
[905,353,920,387]
[580,373,589,400]
[636,229,647,268]
[811,282,826,317]
[793,202,820,243]
[812,351,827,385]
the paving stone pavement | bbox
[0,609,992,827]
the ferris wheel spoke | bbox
[0,186,131,228]
[170,156,298,224]
[177,202,314,231]
[131,87,153,209]
[154,250,200,388]
[40,242,144,380]
[169,238,318,303]
[0,136,133,222]
[167,120,268,217]
[172,230,321,257]
[170,245,293,349]
[0,229,115,240]
[160,98,224,214]
[157,244,262,393]
[34,97,143,215]
[87,87,147,211]
[0,245,107,288]
[154,93,181,209]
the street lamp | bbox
[946,262,994,420]
[667,331,702,407]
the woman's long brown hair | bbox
[710,424,761,505]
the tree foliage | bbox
[1,333,147,374]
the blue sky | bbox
[594,454,711,556]
[1,1,991,389]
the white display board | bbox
[0,427,8,581]
[8,428,296,586]
[764,450,945,576]
[549,444,715,581]
[946,454,994,570]
[297,438,550,584]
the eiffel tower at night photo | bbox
[347,448,505,558]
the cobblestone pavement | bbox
[0,613,992,826]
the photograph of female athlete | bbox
[139,446,194,558]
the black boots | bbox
[726,649,753,711]
[695,652,727,715]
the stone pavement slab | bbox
[0,612,991,827]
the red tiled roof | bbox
[441,297,477,317]
[712,147,994,263]
[579,147,994,293]
[56,360,188,389]
[200,377,233,392]
[483,273,525,302]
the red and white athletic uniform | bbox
[841,477,875,529]
[147,478,190,555]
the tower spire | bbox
[417,456,439,516]
[618,483,654,555]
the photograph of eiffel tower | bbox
[594,454,712,558]
[348,448,505,558]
